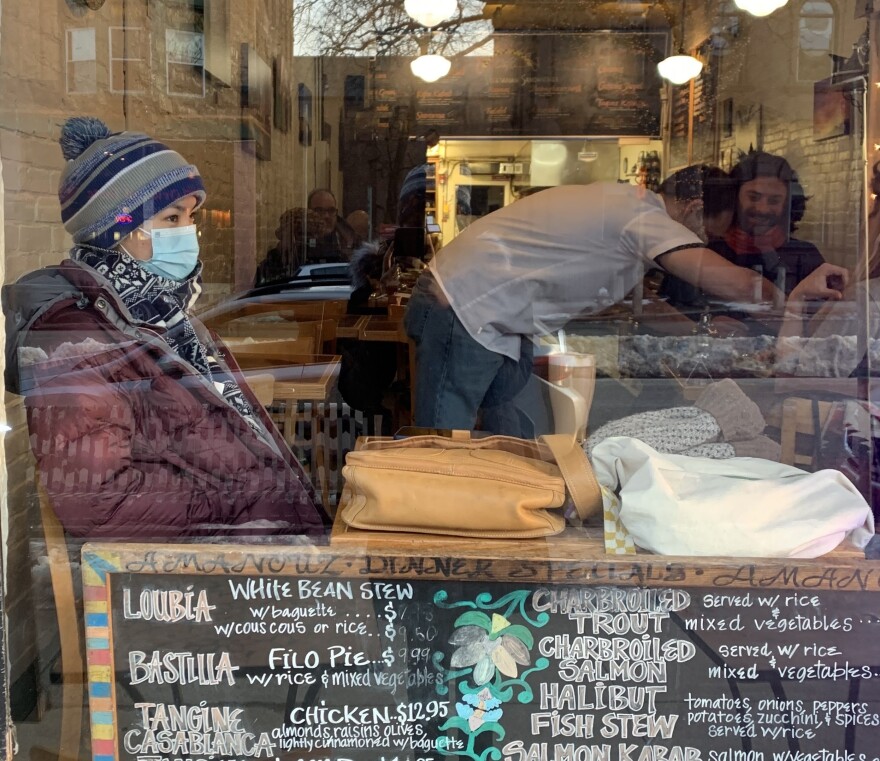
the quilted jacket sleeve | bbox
[18,294,325,538]
[25,341,214,538]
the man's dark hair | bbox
[730,151,795,186]
[659,165,735,217]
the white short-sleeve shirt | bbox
[431,182,702,359]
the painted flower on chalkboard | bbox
[435,590,550,761]
[448,612,531,685]
[456,688,503,731]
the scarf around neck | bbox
[725,225,787,255]
[71,245,265,436]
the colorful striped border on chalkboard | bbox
[83,550,122,761]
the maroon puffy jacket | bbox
[7,261,328,539]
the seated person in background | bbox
[306,188,360,262]
[254,207,319,287]
[661,152,825,325]
[3,117,327,538]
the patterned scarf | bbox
[71,245,266,437]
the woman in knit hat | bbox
[4,117,327,538]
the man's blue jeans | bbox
[404,274,533,436]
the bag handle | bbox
[540,433,602,521]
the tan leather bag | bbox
[339,432,601,538]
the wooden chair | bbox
[779,397,834,469]
[242,372,276,407]
[387,303,407,321]
[36,478,84,761]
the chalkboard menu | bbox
[367,32,667,138]
[83,543,880,761]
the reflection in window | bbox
[66,28,96,94]
[166,28,205,97]
[109,27,149,94]
[798,0,834,82]
[456,184,505,233]
[708,0,740,56]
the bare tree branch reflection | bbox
[294,0,491,57]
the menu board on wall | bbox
[367,32,667,138]
[84,544,880,761]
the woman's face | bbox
[118,194,200,261]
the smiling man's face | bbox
[737,176,787,235]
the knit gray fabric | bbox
[586,407,721,457]
[694,378,766,441]
[585,380,780,462]
[58,117,206,250]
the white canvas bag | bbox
[590,436,875,558]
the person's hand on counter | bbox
[786,262,849,308]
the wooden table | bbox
[337,313,407,343]
[238,353,340,414]
[336,314,369,340]
[360,316,407,342]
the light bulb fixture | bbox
[734,0,788,16]
[658,54,704,84]
[410,54,452,82]
[658,0,703,84]
[404,0,457,28]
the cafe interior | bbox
[0,0,879,757]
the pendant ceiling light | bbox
[658,54,704,84]
[410,53,452,82]
[405,0,457,28]
[657,0,703,84]
[734,0,789,16]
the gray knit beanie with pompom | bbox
[58,116,206,250]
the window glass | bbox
[1,2,878,759]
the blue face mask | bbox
[137,225,200,281]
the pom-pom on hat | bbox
[58,116,206,250]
